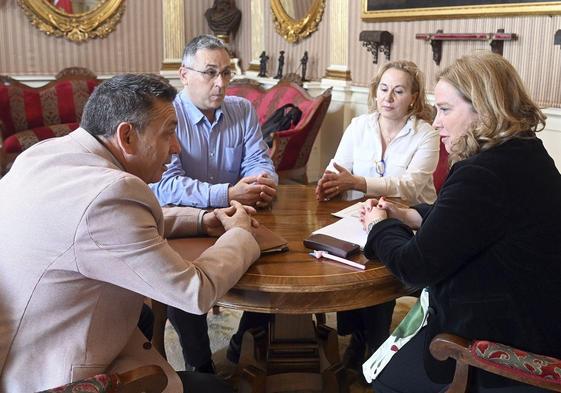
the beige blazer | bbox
[0,128,260,392]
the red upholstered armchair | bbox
[36,365,168,393]
[430,333,561,392]
[226,80,332,183]
[0,67,100,173]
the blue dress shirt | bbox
[150,91,277,208]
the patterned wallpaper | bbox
[1,0,560,107]
[348,2,561,107]
[0,0,162,75]
[180,0,252,70]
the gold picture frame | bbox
[18,0,126,43]
[362,0,561,21]
[271,0,326,43]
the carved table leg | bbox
[237,314,348,393]
[317,323,348,393]
[238,328,268,393]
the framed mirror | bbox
[271,0,326,43]
[18,0,126,43]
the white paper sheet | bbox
[331,201,363,219]
[312,216,368,249]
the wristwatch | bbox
[367,217,386,232]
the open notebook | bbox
[168,225,288,260]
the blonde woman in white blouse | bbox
[316,60,440,373]
[316,60,439,205]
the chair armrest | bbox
[430,333,561,393]
[36,365,167,393]
[118,365,168,393]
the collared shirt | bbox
[150,91,277,208]
[327,112,439,205]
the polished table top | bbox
[170,184,409,314]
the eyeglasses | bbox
[375,159,386,177]
[184,66,235,81]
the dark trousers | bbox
[177,371,232,393]
[371,327,549,393]
[167,307,211,368]
[337,300,396,352]
[231,311,271,347]
[138,306,231,392]
[168,306,270,367]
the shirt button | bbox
[143,342,152,350]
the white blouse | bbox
[327,112,439,205]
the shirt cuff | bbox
[365,177,389,197]
[209,183,230,207]
[197,210,208,235]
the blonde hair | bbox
[368,60,434,123]
[438,51,546,164]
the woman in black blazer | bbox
[361,52,561,393]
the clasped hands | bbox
[360,197,422,231]
[202,200,260,237]
[228,172,277,208]
[315,162,365,201]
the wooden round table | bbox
[167,185,410,393]
[217,185,409,393]
[217,184,408,315]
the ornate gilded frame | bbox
[18,0,126,42]
[271,0,326,43]
[362,0,561,21]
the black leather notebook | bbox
[303,233,360,258]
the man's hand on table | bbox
[204,200,259,236]
[228,172,277,208]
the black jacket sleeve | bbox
[411,203,432,221]
[364,163,507,288]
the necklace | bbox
[381,130,397,145]
[377,118,398,145]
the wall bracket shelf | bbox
[415,29,517,65]
[359,30,393,64]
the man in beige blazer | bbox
[0,74,260,393]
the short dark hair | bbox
[81,73,177,137]
[182,34,227,67]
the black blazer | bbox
[365,136,561,387]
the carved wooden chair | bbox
[226,80,332,184]
[430,333,561,392]
[37,365,168,393]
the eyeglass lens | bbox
[206,69,233,79]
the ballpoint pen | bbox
[310,250,366,270]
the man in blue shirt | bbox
[151,39,277,208]
[150,35,278,374]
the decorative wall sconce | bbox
[359,30,393,64]
[555,30,561,48]
[416,29,517,66]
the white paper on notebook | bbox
[312,216,368,249]
[332,201,363,219]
